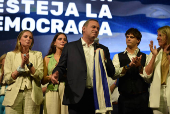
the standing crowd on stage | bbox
[0,19,170,114]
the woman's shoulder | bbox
[30,50,42,54]
[44,56,50,65]
[46,54,54,58]
[6,51,16,56]
[7,51,15,54]
[29,50,43,57]
[44,56,50,60]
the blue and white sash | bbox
[93,49,112,113]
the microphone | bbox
[94,38,99,44]
[94,38,99,56]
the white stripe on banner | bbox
[93,49,112,113]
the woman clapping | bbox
[3,30,43,114]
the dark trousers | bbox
[111,103,118,114]
[68,88,95,114]
[118,92,152,114]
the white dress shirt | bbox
[112,48,150,82]
[108,77,119,103]
[81,38,94,88]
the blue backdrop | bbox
[0,0,170,59]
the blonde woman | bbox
[144,26,170,114]
[0,53,6,114]
[2,30,43,114]
[41,32,68,114]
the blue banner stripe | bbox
[93,59,99,110]
[99,51,111,107]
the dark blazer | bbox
[53,38,115,105]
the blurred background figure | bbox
[0,53,6,114]
[41,32,68,114]
[108,77,119,114]
[2,30,43,114]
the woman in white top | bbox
[2,30,43,114]
[144,26,170,114]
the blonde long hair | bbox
[13,30,34,52]
[157,26,170,45]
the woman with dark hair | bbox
[41,32,68,114]
[2,30,43,114]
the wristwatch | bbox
[17,66,25,73]
[27,62,33,69]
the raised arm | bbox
[145,41,158,75]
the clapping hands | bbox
[21,53,29,67]
[129,55,142,68]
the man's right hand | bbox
[129,57,136,67]
[134,55,142,67]
[129,55,142,68]
[51,71,59,84]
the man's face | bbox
[126,33,140,48]
[82,20,100,41]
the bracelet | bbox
[124,64,130,70]
[17,66,25,73]
[27,62,33,69]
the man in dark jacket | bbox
[51,19,115,114]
